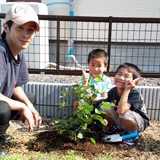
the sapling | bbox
[53,76,114,144]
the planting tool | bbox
[102,132,139,143]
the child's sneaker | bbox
[100,124,125,135]
[107,125,124,135]
[122,130,139,145]
[122,136,139,145]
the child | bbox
[73,49,111,110]
[101,63,149,134]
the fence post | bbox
[107,16,112,74]
[56,19,60,73]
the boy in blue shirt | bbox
[73,49,111,110]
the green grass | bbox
[0,150,119,160]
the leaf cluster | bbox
[53,76,114,143]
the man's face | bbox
[88,57,107,78]
[114,67,133,89]
[5,21,36,50]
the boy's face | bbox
[114,67,133,89]
[4,21,36,50]
[88,57,107,78]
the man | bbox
[0,4,42,146]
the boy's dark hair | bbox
[1,20,13,39]
[115,63,141,80]
[88,49,109,65]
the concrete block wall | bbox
[22,82,160,120]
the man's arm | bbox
[0,92,35,131]
[12,86,37,113]
[12,86,42,128]
[0,86,41,131]
[0,92,26,111]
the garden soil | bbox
[1,118,160,160]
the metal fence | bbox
[0,14,160,77]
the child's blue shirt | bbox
[79,73,111,98]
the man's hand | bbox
[19,106,35,132]
[33,112,42,128]
[27,103,42,129]
[20,107,42,131]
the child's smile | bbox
[114,67,133,89]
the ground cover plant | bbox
[0,151,119,160]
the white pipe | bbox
[46,55,88,70]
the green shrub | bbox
[53,76,114,143]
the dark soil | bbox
[3,119,160,160]
[27,122,160,160]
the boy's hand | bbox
[82,68,89,85]
[82,68,89,78]
[125,77,142,89]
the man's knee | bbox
[0,101,11,124]
[0,101,11,134]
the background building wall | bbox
[42,0,160,18]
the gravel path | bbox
[29,74,160,86]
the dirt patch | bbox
[1,119,160,160]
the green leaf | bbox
[92,114,105,125]
[90,137,96,144]
[57,117,67,125]
[101,101,115,109]
[53,120,60,125]
[77,132,83,139]
[85,104,93,111]
[68,117,74,123]
[97,116,105,125]
[78,101,82,107]
[73,109,78,116]
[82,123,87,129]
[61,124,66,129]
[83,101,89,107]
[95,108,104,114]
[109,102,115,106]
[77,111,83,117]
[80,93,86,99]
[85,117,93,124]
[84,105,93,114]
[57,130,64,134]
[84,108,90,114]
[95,75,103,82]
